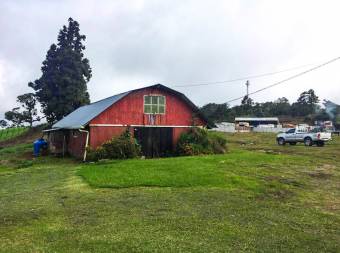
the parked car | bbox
[276,128,332,147]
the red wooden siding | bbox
[172,127,190,146]
[48,86,205,158]
[90,87,205,126]
[89,126,127,148]
[47,130,87,159]
[67,131,87,158]
[88,87,205,149]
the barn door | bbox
[134,127,173,157]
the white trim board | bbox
[89,124,202,128]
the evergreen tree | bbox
[240,95,254,115]
[29,17,91,123]
[273,97,291,116]
[200,103,230,125]
[292,89,319,116]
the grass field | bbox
[0,127,29,142]
[0,132,339,252]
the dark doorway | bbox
[134,127,173,157]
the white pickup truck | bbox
[276,128,332,147]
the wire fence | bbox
[0,127,29,142]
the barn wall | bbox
[88,87,205,150]
[172,127,190,147]
[47,131,65,155]
[89,126,190,151]
[67,131,87,158]
[47,130,87,159]
[89,126,127,148]
[90,87,205,126]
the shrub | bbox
[86,129,141,161]
[176,128,227,156]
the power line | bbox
[170,63,315,88]
[225,56,340,104]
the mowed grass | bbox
[0,133,339,252]
[79,150,302,192]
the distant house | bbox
[46,84,207,160]
[234,117,280,132]
[235,117,279,128]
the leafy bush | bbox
[87,129,141,161]
[176,128,227,156]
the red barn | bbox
[46,84,207,160]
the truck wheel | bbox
[316,141,324,147]
[277,138,286,145]
[304,137,313,146]
[289,142,297,145]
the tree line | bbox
[1,18,91,128]
[200,89,340,128]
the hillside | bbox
[0,126,44,148]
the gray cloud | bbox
[1,0,340,119]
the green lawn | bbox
[0,133,339,252]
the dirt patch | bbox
[308,171,333,179]
[258,149,282,155]
[271,189,294,199]
[324,201,340,212]
[264,176,303,187]
[257,188,294,201]
[238,140,256,146]
[307,165,334,179]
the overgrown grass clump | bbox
[176,128,227,155]
[87,130,141,161]
[0,127,28,142]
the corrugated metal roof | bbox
[52,83,208,129]
[235,117,279,122]
[52,91,130,129]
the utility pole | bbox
[245,80,250,97]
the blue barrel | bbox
[33,138,48,157]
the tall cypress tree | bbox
[29,17,91,123]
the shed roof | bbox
[52,91,129,129]
[52,84,206,129]
[235,117,279,122]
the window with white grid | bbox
[144,95,166,114]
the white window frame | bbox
[143,95,166,114]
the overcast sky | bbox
[1,0,340,118]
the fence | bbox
[211,123,236,133]
[211,122,290,133]
[252,126,290,133]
